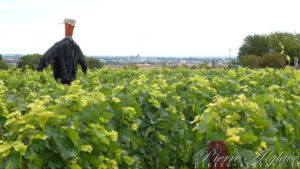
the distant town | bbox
[2,54,237,67]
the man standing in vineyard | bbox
[37,19,87,85]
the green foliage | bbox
[190,63,210,69]
[259,53,282,68]
[0,54,8,69]
[192,68,300,168]
[197,63,210,69]
[17,54,41,70]
[238,32,300,65]
[240,54,260,68]
[162,62,167,68]
[238,34,270,59]
[86,57,104,69]
[0,68,299,169]
[123,63,139,70]
[0,61,8,70]
[269,32,300,59]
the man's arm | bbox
[37,42,59,71]
[77,46,87,74]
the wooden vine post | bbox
[208,141,231,169]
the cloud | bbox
[21,0,103,3]
[2,0,300,56]
[0,4,29,10]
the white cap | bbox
[63,18,76,26]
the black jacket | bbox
[37,37,87,84]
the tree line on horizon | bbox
[0,54,9,70]
[1,32,300,70]
[238,32,300,68]
[0,54,103,70]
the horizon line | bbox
[2,53,237,58]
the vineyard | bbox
[0,67,299,169]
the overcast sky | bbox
[1,0,300,57]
